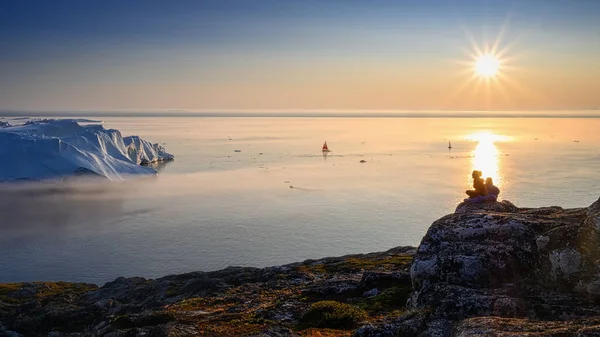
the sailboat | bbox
[322,141,331,153]
[448,141,452,150]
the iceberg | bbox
[0,119,173,182]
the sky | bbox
[1,0,599,112]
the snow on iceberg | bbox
[0,119,173,182]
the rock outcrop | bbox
[358,197,600,336]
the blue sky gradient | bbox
[1,0,599,111]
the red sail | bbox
[322,142,329,151]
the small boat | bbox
[448,141,452,150]
[322,141,331,152]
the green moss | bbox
[33,282,97,300]
[358,286,412,315]
[333,255,413,272]
[296,264,327,275]
[296,255,413,275]
[168,298,198,312]
[0,283,25,304]
[0,283,22,294]
[299,301,368,330]
[0,282,97,305]
[165,282,181,297]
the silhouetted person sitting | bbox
[485,177,500,201]
[466,170,487,198]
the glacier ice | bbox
[0,119,173,182]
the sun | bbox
[448,21,529,109]
[475,54,500,77]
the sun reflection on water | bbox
[466,132,509,186]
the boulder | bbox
[454,199,518,214]
[404,198,600,334]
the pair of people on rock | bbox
[465,170,500,203]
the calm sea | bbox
[1,117,600,284]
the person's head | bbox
[472,170,482,178]
[486,177,493,185]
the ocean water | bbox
[1,117,600,284]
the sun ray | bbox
[492,75,512,105]
[491,15,512,55]
[445,18,533,110]
[450,19,532,109]
[495,46,512,60]
[461,25,485,57]
[445,72,480,105]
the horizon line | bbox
[2,109,600,119]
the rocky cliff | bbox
[358,197,600,336]
[3,197,600,336]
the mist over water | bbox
[1,116,600,284]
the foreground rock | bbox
[0,247,415,336]
[357,198,600,336]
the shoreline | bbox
[1,246,417,336]
[4,197,600,336]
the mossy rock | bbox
[358,286,412,315]
[111,311,176,329]
[137,311,176,326]
[299,301,367,330]
[334,256,413,272]
[296,255,413,275]
[0,282,97,305]
[298,328,353,336]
